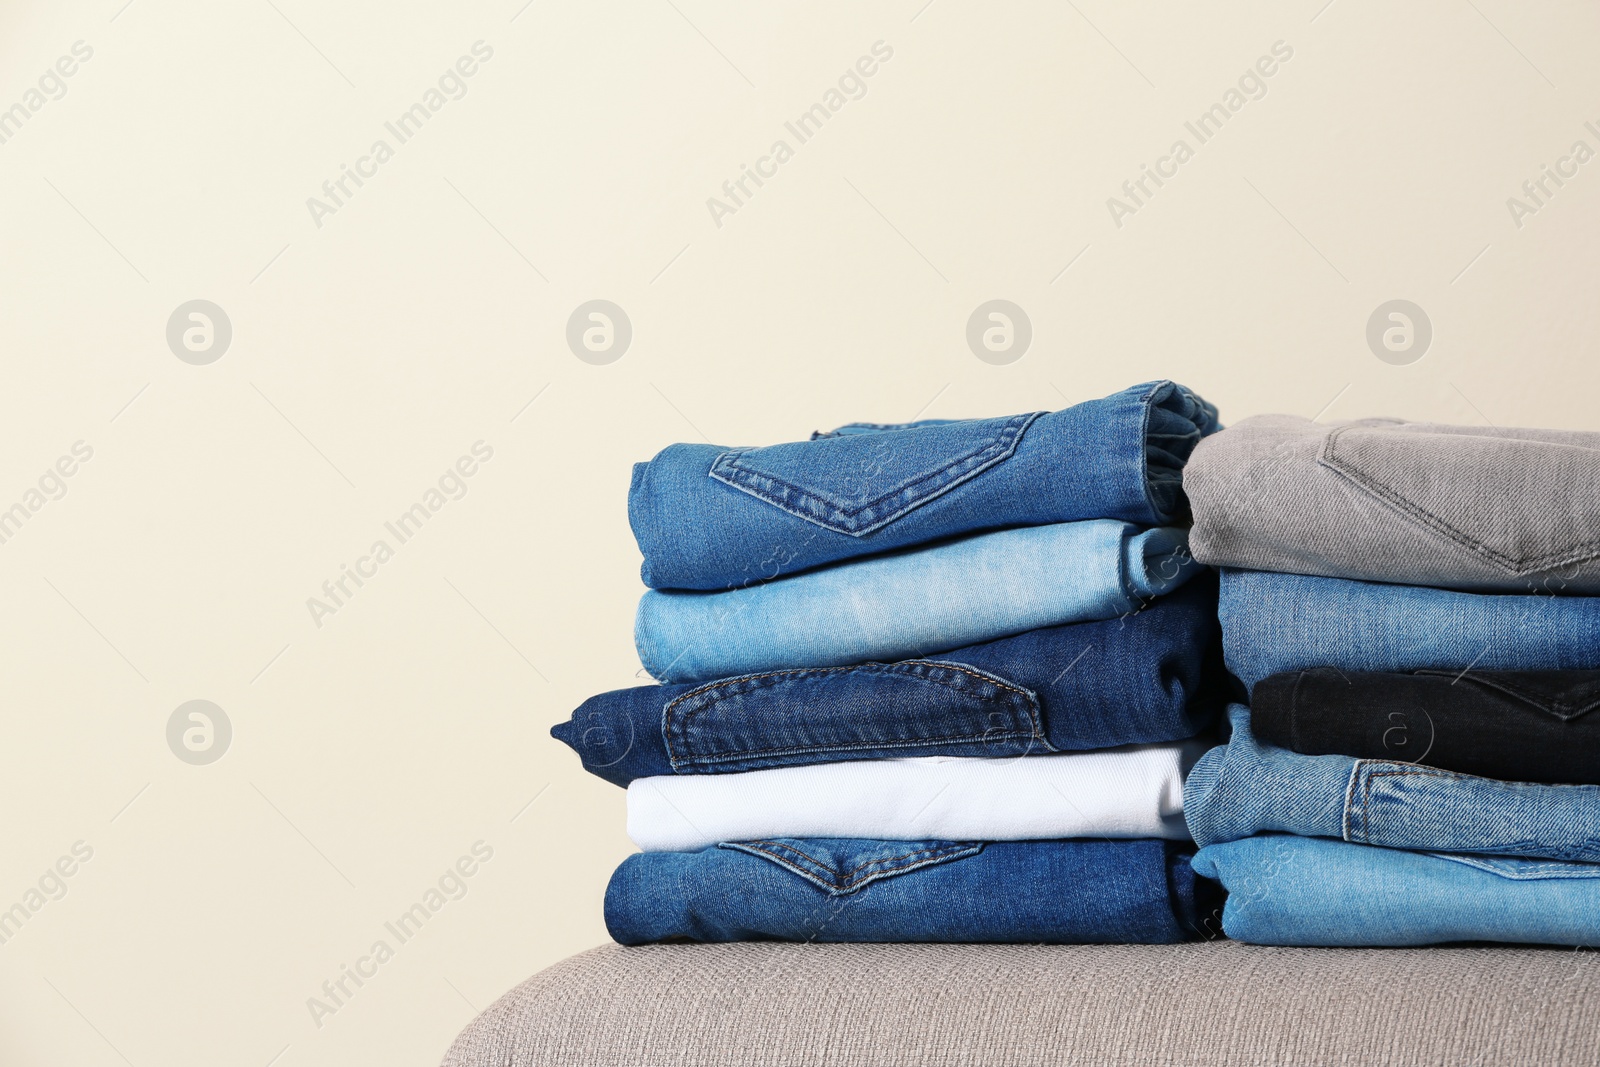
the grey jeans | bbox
[1184,414,1600,593]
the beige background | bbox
[1,0,1596,1063]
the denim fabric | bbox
[1192,835,1600,947]
[1254,667,1600,786]
[627,741,1202,852]
[1185,706,1600,863]
[631,380,1219,591]
[1218,569,1600,692]
[637,520,1199,684]
[1186,414,1600,593]
[605,838,1215,944]
[555,575,1221,786]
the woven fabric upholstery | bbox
[441,941,1600,1066]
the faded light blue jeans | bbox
[1194,834,1600,947]
[636,520,1198,684]
[1185,706,1600,863]
[1219,569,1600,691]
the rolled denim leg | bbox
[1182,706,1349,847]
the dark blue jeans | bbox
[629,380,1219,590]
[605,838,1217,944]
[554,575,1221,786]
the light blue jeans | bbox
[1219,569,1600,691]
[635,520,1198,684]
[1193,834,1600,946]
[1185,707,1600,863]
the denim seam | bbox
[1116,523,1133,603]
[1319,423,1600,573]
[1341,760,1363,843]
[1412,670,1600,721]
[1356,763,1484,846]
[1135,380,1162,522]
[829,421,930,432]
[713,414,1026,513]
[706,412,1042,535]
[1364,763,1475,785]
[663,661,1046,770]
[670,730,1041,770]
[633,597,659,680]
[731,840,981,894]
[1287,669,1310,751]
[1431,853,1600,877]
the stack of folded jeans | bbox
[1181,414,1600,947]
[554,382,1229,944]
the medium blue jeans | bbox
[1219,569,1600,691]
[1193,835,1600,947]
[630,380,1219,590]
[1185,706,1600,863]
[556,576,1220,786]
[605,838,1215,944]
[637,520,1199,684]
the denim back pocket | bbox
[720,838,984,896]
[708,411,1042,536]
[1414,669,1600,722]
[663,660,1047,774]
[1425,852,1600,880]
[1318,420,1600,577]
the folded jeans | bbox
[627,741,1202,852]
[1186,414,1600,593]
[637,520,1199,685]
[1192,834,1600,947]
[1217,569,1600,692]
[606,837,1216,945]
[630,380,1219,590]
[1253,667,1600,786]
[1185,706,1600,863]
[556,575,1221,786]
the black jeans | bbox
[1251,667,1600,785]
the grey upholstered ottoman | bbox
[441,941,1600,1065]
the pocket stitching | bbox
[1426,851,1600,878]
[709,411,1042,536]
[728,839,984,895]
[1319,423,1600,574]
[1411,669,1600,721]
[1356,762,1469,845]
[664,661,1046,771]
